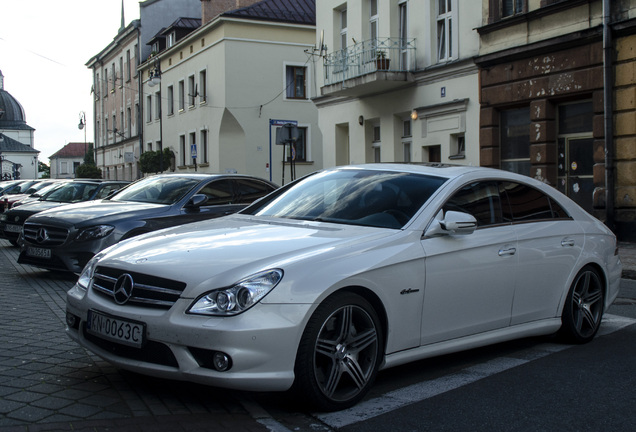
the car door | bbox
[420,181,518,346]
[174,179,241,225]
[502,181,584,325]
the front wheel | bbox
[294,292,383,411]
[559,266,604,344]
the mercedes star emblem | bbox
[113,273,135,305]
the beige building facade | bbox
[314,0,482,168]
[140,1,321,185]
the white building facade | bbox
[140,0,322,185]
[314,0,482,168]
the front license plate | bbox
[5,224,21,233]
[26,246,51,259]
[86,310,145,348]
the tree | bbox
[38,161,50,178]
[139,148,174,174]
[75,163,102,179]
[75,143,102,179]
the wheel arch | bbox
[324,285,389,355]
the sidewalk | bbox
[620,242,636,280]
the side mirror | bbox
[425,210,478,237]
[186,194,209,208]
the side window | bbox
[199,180,234,205]
[500,182,561,222]
[234,179,275,204]
[443,182,503,227]
[96,184,123,199]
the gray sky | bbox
[0,0,141,163]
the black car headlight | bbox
[0,214,7,222]
[76,225,114,242]
[188,269,283,316]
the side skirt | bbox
[381,319,562,371]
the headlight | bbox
[76,225,114,242]
[188,269,283,316]
[0,214,7,222]
[77,253,104,291]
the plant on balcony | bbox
[376,50,390,70]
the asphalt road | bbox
[1,238,635,432]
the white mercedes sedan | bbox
[66,164,622,411]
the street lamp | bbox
[78,111,87,160]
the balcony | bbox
[322,38,416,98]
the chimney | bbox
[201,0,263,26]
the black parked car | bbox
[17,173,277,273]
[0,180,129,246]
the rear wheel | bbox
[294,292,382,411]
[559,266,604,344]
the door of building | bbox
[557,137,594,213]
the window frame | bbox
[285,65,308,100]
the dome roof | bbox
[0,70,30,130]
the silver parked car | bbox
[65,164,621,411]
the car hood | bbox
[96,215,399,298]
[28,200,169,226]
[10,200,72,218]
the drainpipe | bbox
[603,0,616,232]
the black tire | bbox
[9,239,18,247]
[294,292,383,412]
[559,265,604,344]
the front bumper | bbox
[19,236,115,273]
[66,284,311,391]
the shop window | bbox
[500,107,530,176]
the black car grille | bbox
[23,222,69,246]
[92,266,187,309]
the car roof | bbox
[335,163,503,180]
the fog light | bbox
[66,312,78,329]
[212,352,231,372]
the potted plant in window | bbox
[376,50,390,70]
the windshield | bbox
[44,182,101,203]
[25,182,55,195]
[244,169,447,229]
[110,176,200,204]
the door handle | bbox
[498,247,516,256]
[561,239,575,247]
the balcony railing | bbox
[323,38,416,86]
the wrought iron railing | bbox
[323,38,416,86]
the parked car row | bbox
[1,165,623,411]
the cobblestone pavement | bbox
[0,240,271,432]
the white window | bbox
[178,80,185,111]
[437,0,457,62]
[201,129,208,163]
[154,91,161,120]
[180,135,186,166]
[167,32,176,48]
[146,95,152,122]
[370,0,378,42]
[190,132,196,164]
[167,85,174,115]
[199,70,207,103]
[340,9,348,50]
[188,75,196,107]
[285,66,307,99]
[126,50,131,81]
[399,1,408,69]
